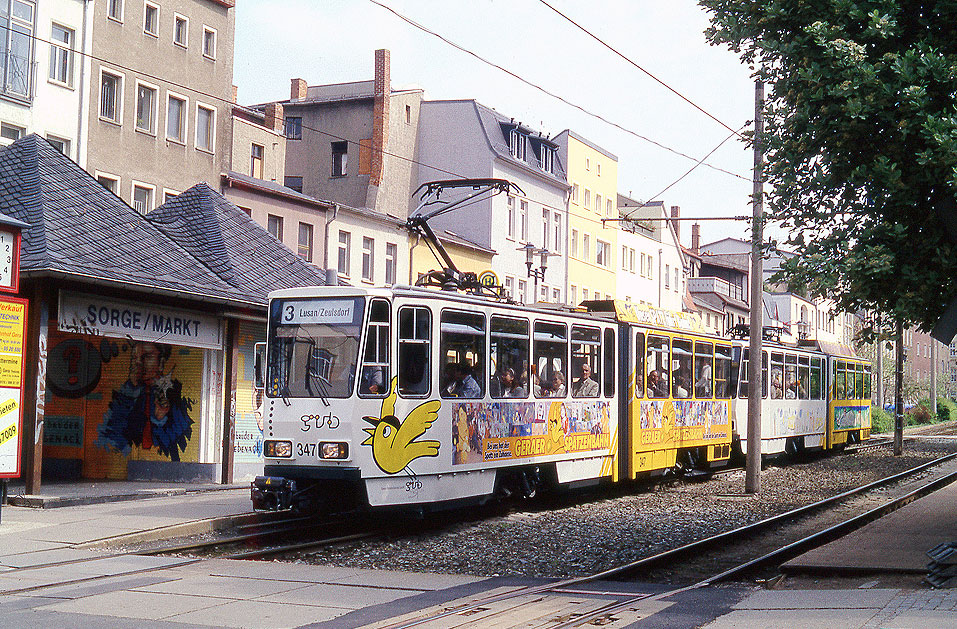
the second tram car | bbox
[253,285,872,512]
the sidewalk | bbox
[2,478,247,508]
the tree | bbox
[700,1,957,334]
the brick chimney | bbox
[290,78,307,101]
[264,102,284,133]
[371,49,391,187]
[691,223,700,253]
[670,205,680,240]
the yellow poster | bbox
[0,295,26,478]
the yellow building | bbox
[409,228,496,287]
[554,130,619,305]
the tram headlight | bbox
[319,441,349,460]
[264,440,292,458]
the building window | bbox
[584,188,591,209]
[648,255,654,280]
[606,198,613,216]
[542,209,550,251]
[0,122,23,143]
[572,183,579,203]
[195,103,215,152]
[132,183,154,214]
[552,288,561,302]
[332,141,347,176]
[571,229,578,258]
[517,279,527,304]
[665,264,670,289]
[507,196,515,239]
[622,246,628,271]
[405,104,411,124]
[96,173,119,194]
[583,234,590,262]
[143,2,159,36]
[596,240,610,267]
[585,157,590,171]
[596,194,602,214]
[135,82,157,133]
[202,26,216,59]
[520,200,528,240]
[362,237,374,282]
[509,130,527,160]
[284,176,303,193]
[99,70,122,123]
[553,213,562,254]
[250,143,264,178]
[505,276,514,299]
[285,116,302,140]
[163,189,178,204]
[166,93,186,143]
[46,135,69,156]
[385,243,397,284]
[540,145,553,173]
[267,214,282,241]
[675,268,680,292]
[298,222,314,262]
[597,162,601,176]
[338,231,351,276]
[49,24,74,86]
[173,14,188,47]
[629,248,635,272]
[570,285,577,305]
[0,0,35,99]
[108,0,123,21]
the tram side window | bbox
[489,316,529,399]
[603,328,616,398]
[635,331,646,398]
[731,346,742,398]
[359,299,390,397]
[571,325,601,398]
[440,310,486,398]
[855,363,864,399]
[647,335,670,398]
[398,306,431,396]
[784,354,799,399]
[715,344,731,399]
[835,361,846,400]
[762,352,769,398]
[737,349,749,398]
[770,353,784,399]
[798,356,810,400]
[534,321,568,398]
[810,358,822,399]
[694,341,714,399]
[672,338,692,398]
[863,369,871,400]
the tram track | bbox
[369,451,957,628]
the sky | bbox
[233,0,761,248]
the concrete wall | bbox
[86,0,234,207]
[373,89,423,218]
[231,114,285,183]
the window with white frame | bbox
[553,213,561,254]
[99,70,122,123]
[583,234,590,262]
[629,248,635,272]
[507,196,515,238]
[552,288,561,303]
[570,285,577,305]
[1,0,35,99]
[542,209,550,251]
[622,246,628,270]
[298,222,314,262]
[647,255,654,279]
[597,162,601,176]
[571,229,578,258]
[583,288,589,301]
[143,2,159,36]
[584,188,591,208]
[585,157,590,171]
[540,284,547,302]
[385,243,397,285]
[195,103,215,151]
[640,253,646,277]
[520,200,528,240]
[539,145,554,173]
[267,214,282,241]
[132,183,154,214]
[49,24,74,86]
[517,279,527,303]
[337,230,351,276]
[596,240,610,267]
[173,14,188,47]
[108,0,123,21]
[606,198,613,216]
[166,93,186,143]
[284,116,301,140]
[362,237,374,281]
[0,122,23,143]
[202,26,216,59]
[46,135,69,156]
[509,129,527,160]
[163,189,178,204]
[135,81,157,133]
[96,172,119,194]
[504,276,514,299]
[674,268,679,292]
[595,194,602,214]
[571,183,578,203]
[664,264,670,289]
[331,141,347,176]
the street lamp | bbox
[518,242,551,302]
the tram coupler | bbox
[251,476,297,511]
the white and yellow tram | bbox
[252,285,871,512]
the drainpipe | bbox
[657,248,663,308]
[75,0,92,168]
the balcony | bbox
[688,276,745,302]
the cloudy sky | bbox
[234,0,761,247]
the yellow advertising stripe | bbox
[0,422,16,446]
[0,399,16,418]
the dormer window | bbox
[539,145,554,173]
[509,129,527,160]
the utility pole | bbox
[894,318,904,455]
[875,328,883,410]
[746,76,764,494]
[931,340,938,416]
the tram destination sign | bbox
[58,292,223,350]
[278,299,360,325]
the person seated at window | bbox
[647,369,668,398]
[674,366,691,399]
[496,366,526,398]
[359,365,385,395]
[572,362,599,397]
[695,362,712,398]
[542,370,566,397]
[450,362,481,398]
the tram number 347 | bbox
[297,443,318,457]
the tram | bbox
[251,284,871,513]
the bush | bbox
[937,398,954,423]
[907,402,934,426]
[870,407,893,433]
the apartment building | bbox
[616,197,686,311]
[86,0,235,212]
[0,0,93,164]
[554,130,617,305]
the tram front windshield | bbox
[267,297,364,399]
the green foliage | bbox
[908,402,934,425]
[700,1,957,329]
[937,397,954,422]
[870,406,893,432]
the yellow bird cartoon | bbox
[362,377,441,474]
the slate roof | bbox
[0,134,324,309]
[148,183,327,299]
